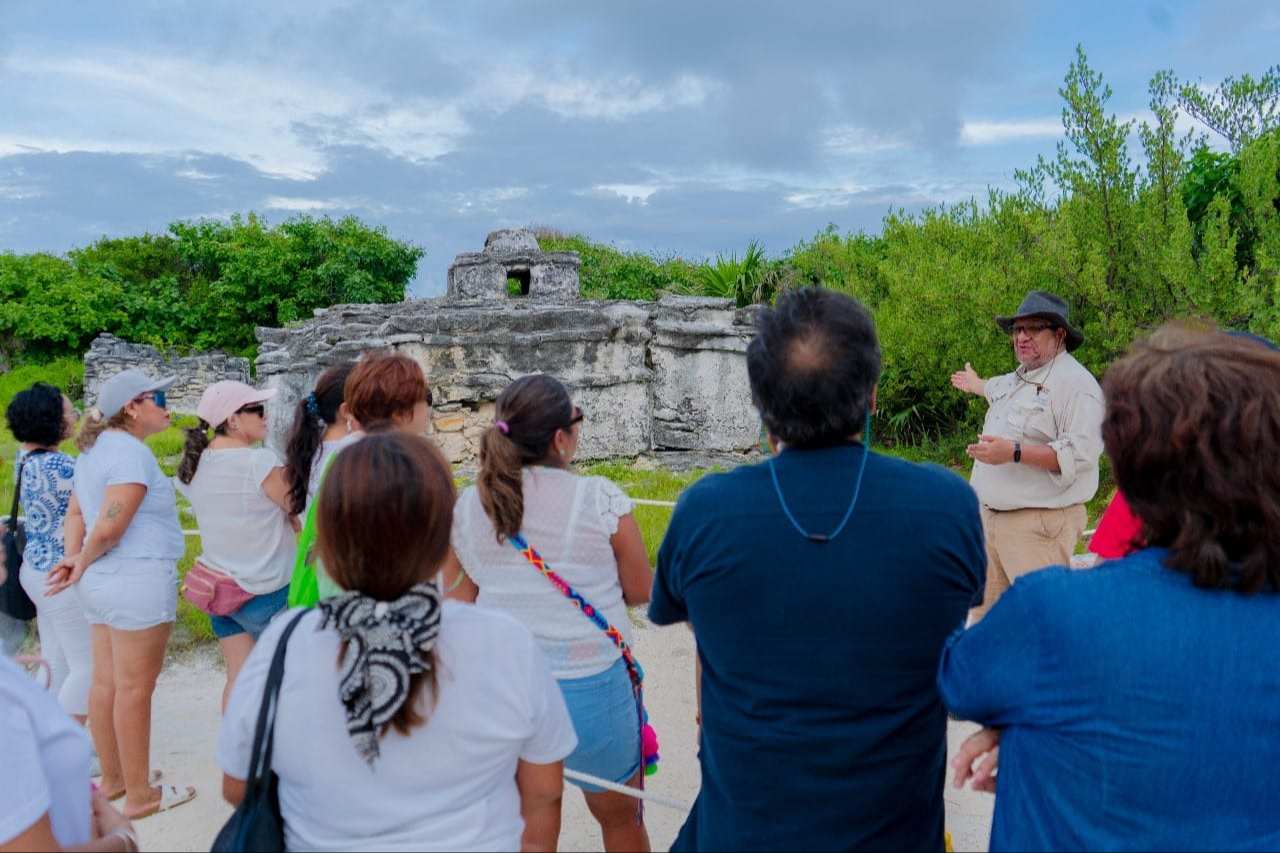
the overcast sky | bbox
[1,1,1276,295]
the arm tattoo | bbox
[104,500,125,522]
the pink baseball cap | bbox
[196,381,278,428]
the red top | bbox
[1087,491,1144,559]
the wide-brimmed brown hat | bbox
[995,290,1084,351]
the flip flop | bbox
[98,770,164,802]
[126,784,197,820]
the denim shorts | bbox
[558,657,642,792]
[209,585,289,639]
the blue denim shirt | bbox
[939,547,1280,852]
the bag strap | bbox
[7,448,51,524]
[244,610,310,792]
[508,534,645,700]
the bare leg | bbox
[583,769,651,853]
[218,633,256,713]
[111,622,172,816]
[88,625,124,796]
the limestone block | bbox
[435,433,471,465]
[435,414,466,432]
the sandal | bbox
[97,770,163,802]
[125,784,197,820]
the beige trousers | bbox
[969,503,1088,623]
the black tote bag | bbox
[2,451,49,621]
[212,609,309,853]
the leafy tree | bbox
[0,254,126,362]
[1177,65,1280,151]
[535,229,701,300]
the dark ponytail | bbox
[177,420,213,484]
[477,374,574,542]
[284,361,357,515]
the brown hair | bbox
[1101,322,1280,593]
[284,361,357,514]
[477,374,574,541]
[344,352,429,433]
[75,408,130,452]
[315,432,456,736]
[177,419,233,485]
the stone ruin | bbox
[83,334,250,416]
[83,229,765,466]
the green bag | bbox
[286,454,343,608]
[286,494,322,608]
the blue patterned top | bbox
[18,451,76,573]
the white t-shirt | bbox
[175,448,296,594]
[0,656,92,846]
[73,431,184,564]
[307,432,363,508]
[452,468,634,679]
[216,602,577,853]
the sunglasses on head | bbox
[237,404,266,417]
[134,390,168,409]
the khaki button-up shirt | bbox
[969,351,1104,511]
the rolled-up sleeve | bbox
[1045,389,1104,489]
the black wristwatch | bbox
[1013,441,1022,464]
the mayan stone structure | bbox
[255,230,764,465]
[83,334,250,416]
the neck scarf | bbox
[316,582,442,765]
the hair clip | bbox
[495,420,510,435]
[305,392,321,419]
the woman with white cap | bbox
[175,380,297,711]
[46,369,195,820]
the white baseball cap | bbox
[96,370,178,419]
[196,380,278,428]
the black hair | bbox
[284,361,357,515]
[177,419,229,484]
[6,382,67,448]
[746,287,881,448]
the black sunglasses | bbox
[236,404,266,417]
[566,406,584,428]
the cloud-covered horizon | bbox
[1,0,1276,294]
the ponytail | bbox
[475,374,575,543]
[75,407,128,452]
[478,425,528,541]
[177,420,213,484]
[284,361,357,515]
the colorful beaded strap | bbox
[509,533,660,778]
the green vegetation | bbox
[0,213,422,365]
[534,230,701,300]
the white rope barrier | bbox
[562,769,693,812]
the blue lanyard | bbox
[769,442,869,543]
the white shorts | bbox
[76,557,178,631]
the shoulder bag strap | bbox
[507,533,644,699]
[244,610,310,792]
[8,448,51,524]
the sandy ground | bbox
[127,618,993,852]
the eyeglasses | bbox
[134,390,168,409]
[566,407,584,428]
[426,388,434,407]
[1009,323,1056,338]
[237,404,266,417]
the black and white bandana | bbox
[315,582,442,765]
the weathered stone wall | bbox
[79,230,766,467]
[83,334,250,416]
[254,295,762,465]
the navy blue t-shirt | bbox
[650,442,984,852]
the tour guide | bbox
[951,289,1103,621]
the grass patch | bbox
[581,461,716,563]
